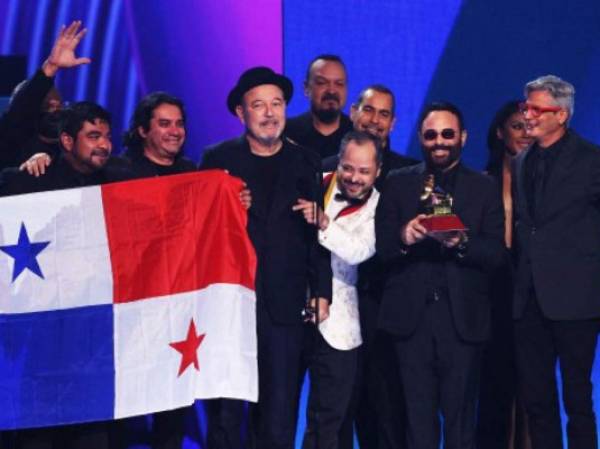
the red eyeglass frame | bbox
[518,102,562,117]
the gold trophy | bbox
[420,174,466,233]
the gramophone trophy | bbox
[420,174,466,233]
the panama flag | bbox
[0,170,257,430]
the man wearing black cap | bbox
[199,67,331,449]
[285,55,353,160]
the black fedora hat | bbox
[227,66,293,115]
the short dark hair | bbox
[418,101,465,132]
[123,91,186,154]
[338,130,382,166]
[485,100,521,174]
[60,101,111,143]
[355,84,396,116]
[305,54,346,82]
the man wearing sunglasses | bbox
[512,75,600,449]
[375,102,504,449]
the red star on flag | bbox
[169,318,206,377]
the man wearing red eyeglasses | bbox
[512,75,600,449]
[375,102,505,449]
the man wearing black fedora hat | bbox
[200,66,332,449]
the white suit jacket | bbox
[318,181,380,350]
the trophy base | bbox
[422,214,467,233]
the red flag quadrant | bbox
[103,171,258,418]
[101,170,256,303]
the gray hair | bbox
[524,74,575,122]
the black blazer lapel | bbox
[538,134,577,220]
[452,165,472,223]
[514,148,533,225]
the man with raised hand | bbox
[1,21,91,172]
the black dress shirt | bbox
[524,132,567,220]
[421,163,460,300]
[115,150,196,178]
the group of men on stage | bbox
[1,20,600,449]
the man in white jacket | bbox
[294,130,381,449]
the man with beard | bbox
[199,66,331,449]
[293,130,381,449]
[286,55,353,159]
[512,75,600,449]
[375,102,504,449]
[0,21,90,171]
[324,84,418,449]
[0,101,121,449]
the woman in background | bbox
[477,101,533,449]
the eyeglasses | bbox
[518,102,562,118]
[422,128,456,141]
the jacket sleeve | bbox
[308,240,333,302]
[456,177,506,271]
[318,210,376,265]
[587,144,600,206]
[302,154,332,302]
[0,70,55,169]
[375,174,410,262]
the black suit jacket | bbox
[199,135,332,325]
[512,130,600,320]
[375,162,505,342]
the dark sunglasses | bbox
[422,128,456,141]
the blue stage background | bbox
[1,1,600,447]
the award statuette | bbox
[420,174,467,233]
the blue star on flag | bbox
[0,223,51,282]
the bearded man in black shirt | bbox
[0,101,124,197]
[200,66,331,449]
[0,101,123,449]
[376,102,504,449]
[286,55,353,160]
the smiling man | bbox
[375,101,504,449]
[200,66,331,449]
[121,92,196,177]
[293,130,381,449]
[0,101,123,449]
[0,101,123,197]
[512,75,600,449]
